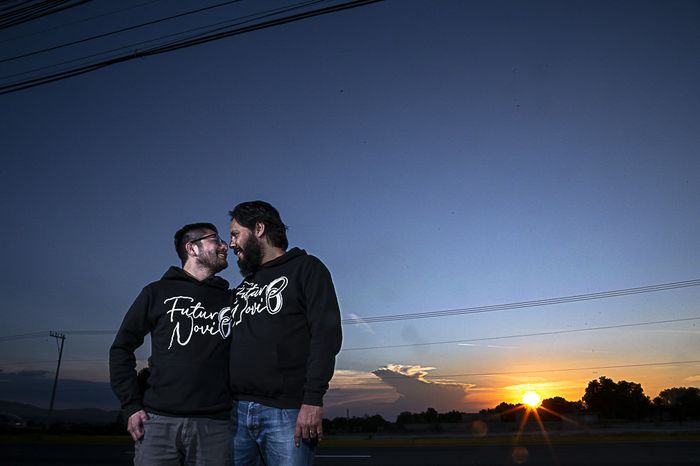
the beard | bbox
[237,235,262,277]
[197,248,228,274]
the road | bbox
[2,439,699,465]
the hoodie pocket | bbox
[230,343,284,397]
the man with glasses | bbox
[110,222,232,465]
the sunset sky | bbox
[1,0,699,421]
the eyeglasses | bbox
[189,232,226,246]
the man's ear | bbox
[254,222,266,238]
[186,242,199,257]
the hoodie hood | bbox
[261,247,306,268]
[161,266,229,290]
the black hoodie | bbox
[229,248,342,408]
[109,267,232,419]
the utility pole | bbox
[46,331,66,431]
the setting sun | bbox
[522,391,542,408]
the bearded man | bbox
[227,201,342,466]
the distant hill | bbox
[0,400,120,424]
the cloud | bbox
[333,364,477,418]
[324,370,398,409]
[684,375,700,383]
[345,313,374,335]
[324,365,478,420]
[373,365,474,412]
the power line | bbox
[342,316,700,351]
[0,0,91,30]
[0,0,324,81]
[0,358,108,366]
[1,278,699,341]
[5,359,699,384]
[0,0,165,44]
[328,359,700,386]
[60,330,116,335]
[0,329,116,341]
[0,0,244,64]
[420,360,700,379]
[342,360,700,383]
[0,2,34,15]
[4,314,698,352]
[0,0,383,95]
[0,331,49,341]
[2,315,698,367]
[342,279,700,325]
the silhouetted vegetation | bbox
[322,378,700,433]
[323,414,392,434]
[480,402,520,421]
[582,376,652,420]
[396,407,465,426]
[653,387,700,421]
[539,397,583,421]
[3,377,699,436]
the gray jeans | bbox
[135,413,229,466]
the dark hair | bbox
[173,222,218,265]
[229,201,288,250]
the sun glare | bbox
[522,391,542,408]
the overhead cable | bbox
[0,0,383,95]
[421,359,700,379]
[0,0,91,30]
[0,0,323,81]
[1,278,699,341]
[348,360,700,382]
[0,0,164,45]
[342,279,700,325]
[342,316,700,351]
[0,0,244,64]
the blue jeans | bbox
[134,413,229,466]
[230,401,316,466]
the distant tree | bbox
[437,410,465,423]
[323,415,390,433]
[359,414,388,432]
[395,408,468,427]
[582,376,652,420]
[653,387,700,420]
[424,407,438,423]
[540,397,582,421]
[396,411,413,427]
[491,402,519,422]
[399,407,439,424]
[493,401,517,412]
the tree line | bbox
[323,376,700,434]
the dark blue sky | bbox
[1,0,699,417]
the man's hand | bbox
[127,410,149,441]
[294,404,323,447]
